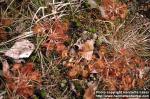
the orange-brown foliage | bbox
[3,62,41,98]
[33,19,70,54]
[101,0,128,20]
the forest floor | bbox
[0,0,150,99]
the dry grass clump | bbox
[110,15,150,56]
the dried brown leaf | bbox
[4,39,35,59]
[2,60,10,77]
[79,40,94,60]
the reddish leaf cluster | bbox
[33,19,69,54]
[3,62,41,98]
[65,61,89,79]
[32,23,45,35]
[65,44,148,91]
[89,45,147,90]
[100,0,128,20]
[0,18,13,26]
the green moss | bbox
[41,90,46,98]
[88,28,96,33]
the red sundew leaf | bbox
[105,78,117,90]
[136,78,145,87]
[117,3,128,19]
[108,68,117,77]
[43,42,55,51]
[7,82,16,92]
[65,63,74,68]
[66,61,89,78]
[56,43,66,53]
[119,48,127,56]
[134,57,145,68]
[53,20,65,34]
[99,45,108,57]
[48,20,69,42]
[32,23,45,35]
[16,81,34,97]
[53,19,69,35]
[102,0,114,7]
[0,18,13,26]
[95,59,106,69]
[29,71,41,83]
[48,32,68,41]
[13,63,22,70]
[43,19,70,54]
[100,0,128,20]
[120,75,133,90]
[88,59,106,73]
[118,67,128,75]
[68,66,81,78]
[124,75,132,84]
[20,62,34,75]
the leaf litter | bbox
[4,39,35,59]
